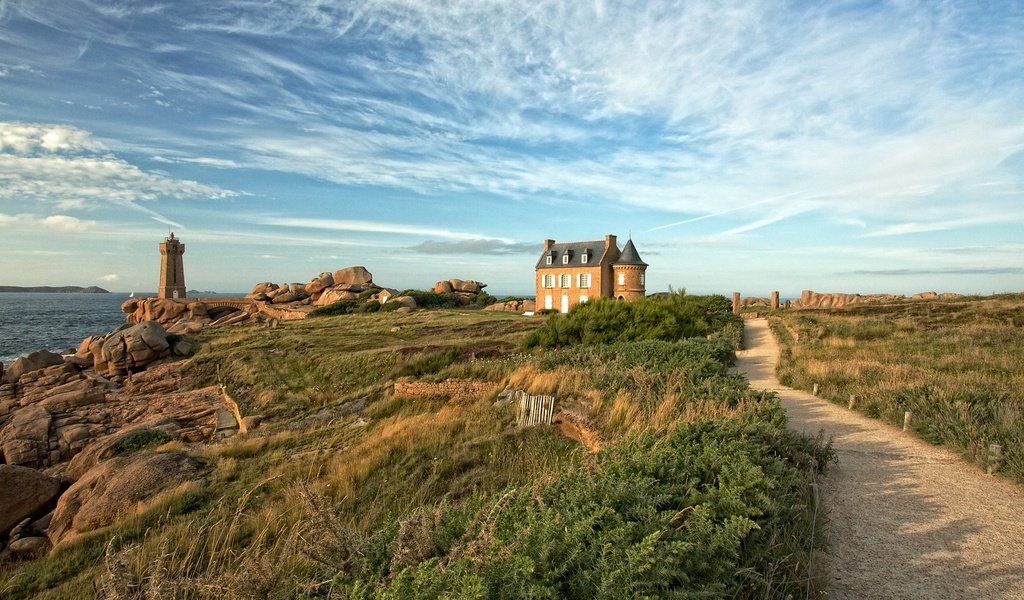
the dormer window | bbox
[581,253,589,264]
[546,255,553,265]
[562,253,570,264]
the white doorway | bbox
[561,295,569,313]
[544,295,552,310]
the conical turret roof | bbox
[615,239,647,266]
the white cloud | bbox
[0,123,105,154]
[0,213,96,232]
[0,149,237,206]
[255,216,513,242]
[40,214,95,232]
[99,273,119,282]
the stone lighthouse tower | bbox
[158,232,186,299]
[612,238,648,301]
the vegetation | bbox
[771,294,1024,482]
[101,429,172,458]
[523,292,738,348]
[2,300,832,599]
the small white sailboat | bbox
[128,291,135,298]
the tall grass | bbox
[772,295,1024,482]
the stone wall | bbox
[392,378,498,402]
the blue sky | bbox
[1,0,1022,297]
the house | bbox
[534,234,648,313]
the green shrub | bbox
[102,429,172,458]
[310,299,361,317]
[524,293,737,349]
[328,409,832,598]
[397,290,466,309]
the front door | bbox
[544,295,552,310]
[561,295,569,313]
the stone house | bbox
[534,234,648,313]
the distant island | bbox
[0,285,110,294]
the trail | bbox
[734,318,1024,600]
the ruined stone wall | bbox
[392,378,498,402]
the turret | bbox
[612,239,647,301]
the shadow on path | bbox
[734,318,1024,600]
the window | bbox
[543,274,554,288]
[581,253,588,264]
[562,253,570,264]
[560,274,571,288]
[545,255,552,265]
[617,273,625,285]
[578,273,591,288]
[580,295,589,303]
[639,273,645,286]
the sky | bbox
[0,0,1022,297]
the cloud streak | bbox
[254,216,514,242]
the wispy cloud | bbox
[253,216,513,242]
[841,267,1024,276]
[859,214,1023,238]
[99,273,120,282]
[406,239,537,255]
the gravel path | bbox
[735,318,1024,600]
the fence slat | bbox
[516,392,555,427]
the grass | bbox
[771,293,1024,482]
[2,301,832,599]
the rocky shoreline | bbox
[0,265,527,563]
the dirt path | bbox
[735,318,1024,600]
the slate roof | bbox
[614,239,648,266]
[535,240,603,269]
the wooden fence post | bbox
[903,411,912,432]
[812,383,820,396]
[848,395,857,410]
[988,444,1004,475]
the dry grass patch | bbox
[773,294,1024,482]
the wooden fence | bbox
[515,391,555,427]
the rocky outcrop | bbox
[0,358,241,475]
[434,278,486,295]
[483,299,536,313]
[121,297,189,327]
[3,350,65,384]
[793,290,964,309]
[333,266,374,287]
[93,321,171,377]
[48,451,205,547]
[0,464,61,538]
[390,296,417,309]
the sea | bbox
[0,293,135,365]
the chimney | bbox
[604,234,617,251]
[543,239,555,251]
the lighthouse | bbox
[157,232,186,299]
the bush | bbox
[523,293,737,349]
[328,409,832,598]
[102,429,172,458]
[397,290,466,309]
[309,299,361,317]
